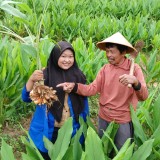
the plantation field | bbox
[1,0,160,159]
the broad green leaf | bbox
[152,94,160,129]
[81,151,87,160]
[151,124,160,147]
[62,145,74,160]
[86,115,97,132]
[102,122,119,155]
[140,107,153,132]
[46,118,73,160]
[21,153,37,160]
[5,72,20,90]
[113,139,131,160]
[131,139,154,160]
[21,136,44,160]
[7,92,22,107]
[0,36,8,51]
[71,126,83,160]
[123,142,134,160]
[0,138,15,160]
[21,44,37,58]
[79,116,87,138]
[147,50,157,72]
[18,3,32,14]
[43,136,54,153]
[85,127,105,160]
[1,51,7,82]
[20,128,44,160]
[130,106,147,143]
[0,3,26,18]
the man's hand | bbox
[57,82,75,93]
[119,74,138,86]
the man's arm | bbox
[57,66,105,96]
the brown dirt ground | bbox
[1,113,32,160]
[1,114,97,160]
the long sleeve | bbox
[134,64,148,101]
[77,67,104,96]
[74,59,148,123]
[21,85,32,102]
[79,97,89,121]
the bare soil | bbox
[1,113,32,160]
[1,113,97,160]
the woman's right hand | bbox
[26,70,44,91]
[29,70,44,83]
[57,82,75,93]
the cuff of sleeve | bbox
[132,82,141,91]
[72,83,78,92]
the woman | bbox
[22,41,89,160]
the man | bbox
[57,32,148,150]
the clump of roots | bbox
[30,82,58,108]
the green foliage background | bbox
[0,0,160,159]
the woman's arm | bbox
[22,70,44,102]
[26,70,44,91]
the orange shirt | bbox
[77,58,148,123]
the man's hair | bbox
[105,43,128,53]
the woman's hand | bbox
[57,82,75,93]
[29,70,44,83]
[26,70,44,91]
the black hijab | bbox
[43,41,86,122]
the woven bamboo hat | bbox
[96,32,137,53]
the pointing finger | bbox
[56,83,67,87]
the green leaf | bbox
[0,3,26,18]
[86,116,97,132]
[130,106,147,143]
[21,136,43,160]
[46,118,73,160]
[131,139,154,160]
[43,136,54,153]
[102,122,119,155]
[62,125,83,160]
[79,116,88,138]
[21,153,37,160]
[20,128,44,160]
[152,94,160,129]
[123,142,134,160]
[0,138,15,160]
[21,44,37,58]
[147,50,157,72]
[71,126,83,160]
[62,145,74,160]
[1,51,7,82]
[18,3,32,14]
[140,107,153,132]
[151,124,160,147]
[153,148,160,159]
[113,139,132,160]
[85,127,105,160]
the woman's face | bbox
[58,49,74,70]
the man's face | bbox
[105,46,126,65]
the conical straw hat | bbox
[96,32,137,53]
